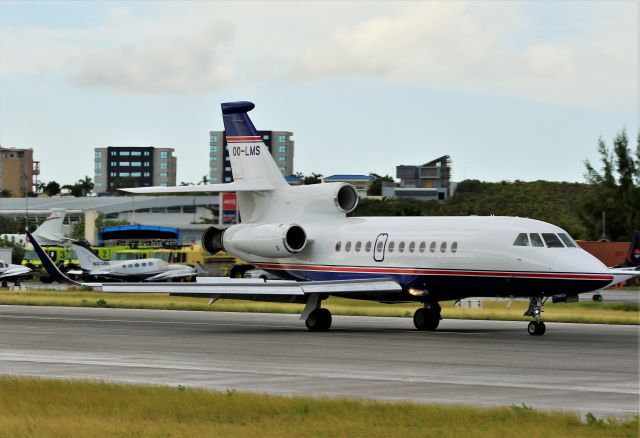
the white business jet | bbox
[70,240,196,282]
[28,101,639,335]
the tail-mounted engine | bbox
[202,223,308,258]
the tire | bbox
[414,307,439,331]
[592,294,603,302]
[305,308,332,331]
[528,321,546,336]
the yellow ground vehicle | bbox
[111,249,156,261]
[22,246,70,283]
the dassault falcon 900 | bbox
[30,101,639,335]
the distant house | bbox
[383,156,453,201]
[322,174,374,198]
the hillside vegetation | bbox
[352,180,595,239]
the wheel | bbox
[1,281,7,288]
[528,321,546,336]
[413,307,440,331]
[14,279,20,287]
[592,294,603,302]
[40,276,53,284]
[305,308,332,331]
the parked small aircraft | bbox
[70,240,196,282]
[29,102,640,335]
[0,260,31,287]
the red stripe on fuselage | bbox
[254,263,613,281]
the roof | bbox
[0,195,216,215]
[323,174,373,182]
[99,224,180,242]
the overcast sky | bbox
[0,1,638,185]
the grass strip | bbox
[0,289,638,325]
[0,377,637,438]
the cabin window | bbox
[409,241,416,253]
[335,242,341,252]
[135,263,140,267]
[355,241,362,252]
[558,233,576,248]
[376,241,384,252]
[419,242,426,253]
[345,241,352,252]
[398,241,405,253]
[513,233,530,246]
[149,262,154,266]
[365,241,372,252]
[429,242,436,253]
[529,233,544,247]
[142,262,147,267]
[451,242,458,253]
[440,242,447,253]
[388,241,395,253]
[128,264,133,268]
[542,233,564,248]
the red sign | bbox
[220,192,238,224]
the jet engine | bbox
[289,182,359,216]
[202,223,308,258]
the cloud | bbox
[68,23,236,94]
[284,2,638,108]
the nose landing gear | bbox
[525,297,547,336]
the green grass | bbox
[0,288,638,324]
[0,377,636,437]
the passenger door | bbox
[373,233,388,262]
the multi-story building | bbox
[0,147,37,197]
[94,146,177,194]
[383,155,453,200]
[209,131,294,183]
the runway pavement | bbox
[0,305,638,418]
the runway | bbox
[0,305,638,417]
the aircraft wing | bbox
[120,180,273,194]
[25,230,403,297]
[99,277,401,296]
[606,268,640,288]
[144,269,197,281]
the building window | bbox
[225,156,229,161]
[119,151,130,156]
[110,151,117,156]
[160,162,168,169]
[167,206,180,213]
[160,182,168,187]
[160,151,168,159]
[211,134,218,143]
[110,172,117,177]
[143,162,150,167]
[95,151,102,158]
[212,177,218,182]
[143,151,150,156]
[95,162,102,169]
[143,172,150,177]
[279,166,286,172]
[211,156,217,161]
[224,177,231,182]
[95,172,102,177]
[278,135,286,143]
[131,172,142,177]
[210,146,218,153]
[278,156,286,162]
[131,162,141,167]
[95,182,102,187]
[119,172,130,177]
[160,172,168,177]
[131,151,142,156]
[110,161,117,167]
[120,162,130,167]
[262,134,270,140]
[278,145,286,153]
[224,166,231,171]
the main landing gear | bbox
[413,302,441,331]
[302,294,332,332]
[525,297,547,336]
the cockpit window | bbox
[542,233,564,248]
[529,233,544,247]
[558,233,576,248]
[513,233,530,246]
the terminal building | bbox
[209,131,294,182]
[93,146,177,194]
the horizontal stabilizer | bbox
[605,268,640,288]
[121,181,274,194]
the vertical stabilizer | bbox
[31,208,66,245]
[72,242,109,271]
[221,101,289,222]
[621,231,640,268]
